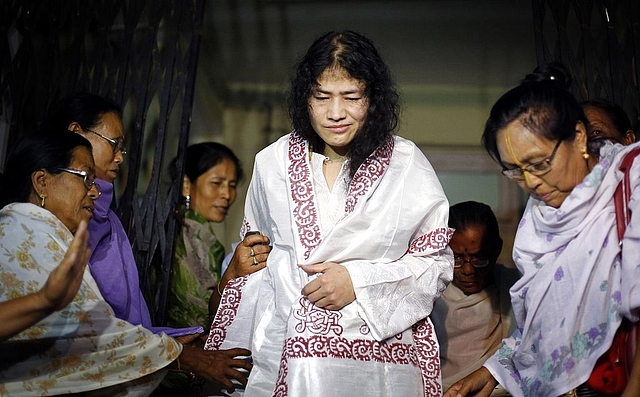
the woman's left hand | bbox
[42,220,91,311]
[225,233,271,280]
[300,262,355,310]
[209,233,272,318]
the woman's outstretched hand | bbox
[42,219,91,311]
[0,220,91,341]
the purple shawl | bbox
[88,178,203,337]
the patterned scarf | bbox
[485,142,640,396]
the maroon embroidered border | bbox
[204,276,248,350]
[408,227,454,253]
[288,133,322,260]
[283,335,415,363]
[345,137,394,214]
[287,133,395,259]
[413,319,442,397]
[273,321,440,397]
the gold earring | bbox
[39,194,46,207]
[581,147,590,160]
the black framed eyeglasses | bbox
[85,128,127,155]
[453,256,491,268]
[56,168,101,195]
[501,139,563,181]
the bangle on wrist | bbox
[174,354,195,378]
[217,281,224,296]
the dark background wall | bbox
[1,0,638,326]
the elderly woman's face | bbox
[497,120,590,208]
[450,225,494,295]
[43,147,99,234]
[79,111,125,183]
[308,67,369,156]
[584,105,635,146]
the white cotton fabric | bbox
[310,152,349,232]
[431,264,519,391]
[207,132,454,397]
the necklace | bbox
[308,146,348,163]
[323,154,348,164]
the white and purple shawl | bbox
[484,142,640,396]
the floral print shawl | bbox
[0,203,181,396]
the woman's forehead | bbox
[70,146,96,168]
[497,121,556,163]
[317,67,363,87]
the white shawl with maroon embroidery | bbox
[206,132,454,397]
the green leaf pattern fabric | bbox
[167,208,225,328]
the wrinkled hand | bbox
[210,233,272,317]
[174,332,202,346]
[443,367,497,397]
[225,233,271,280]
[300,262,355,310]
[180,345,252,393]
[41,220,91,311]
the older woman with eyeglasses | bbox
[431,201,519,395]
[444,64,640,397]
[48,93,172,333]
[0,130,181,396]
[48,93,252,392]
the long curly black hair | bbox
[287,30,400,178]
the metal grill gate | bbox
[0,0,206,325]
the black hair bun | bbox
[522,62,571,89]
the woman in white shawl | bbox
[444,64,640,397]
[0,130,181,396]
[431,201,518,395]
[205,30,454,396]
